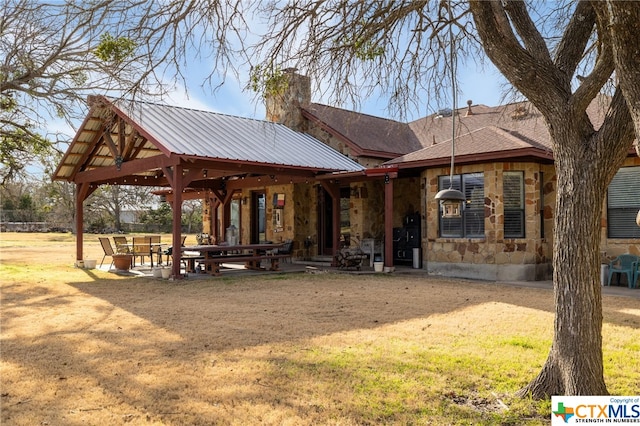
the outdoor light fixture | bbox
[434,0,465,218]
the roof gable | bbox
[54,96,364,184]
[387,125,554,166]
[302,103,423,157]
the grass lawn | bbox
[1,232,639,425]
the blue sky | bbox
[35,61,507,178]
[165,60,509,122]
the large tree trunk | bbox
[518,121,608,397]
[470,1,635,398]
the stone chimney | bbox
[265,68,311,132]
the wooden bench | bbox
[199,254,292,276]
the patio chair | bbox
[113,236,130,253]
[276,239,294,263]
[632,261,640,290]
[132,236,151,266]
[98,237,115,269]
[162,235,187,265]
[149,235,162,264]
[607,254,639,288]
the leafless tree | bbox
[251,0,638,397]
[0,0,247,182]
[87,185,155,233]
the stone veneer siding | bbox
[424,162,554,281]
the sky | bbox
[164,59,509,123]
[33,60,507,179]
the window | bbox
[607,166,640,238]
[438,173,484,238]
[504,171,525,238]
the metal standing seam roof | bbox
[119,100,365,172]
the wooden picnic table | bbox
[181,243,287,275]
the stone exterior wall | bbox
[350,180,384,242]
[224,182,320,260]
[392,177,423,228]
[233,184,297,244]
[262,69,640,279]
[293,183,317,259]
[424,162,554,281]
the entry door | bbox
[317,186,351,255]
[250,192,266,244]
[317,187,333,255]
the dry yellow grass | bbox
[1,232,639,425]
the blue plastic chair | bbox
[607,254,639,288]
[632,261,640,289]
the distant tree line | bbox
[0,178,202,234]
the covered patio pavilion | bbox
[53,95,397,278]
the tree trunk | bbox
[518,127,607,397]
[470,0,636,398]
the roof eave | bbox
[390,148,555,170]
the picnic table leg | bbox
[269,258,280,271]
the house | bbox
[53,71,640,280]
[262,70,640,281]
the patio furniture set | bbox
[99,236,294,276]
[606,254,640,289]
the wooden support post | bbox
[384,175,394,269]
[171,164,184,278]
